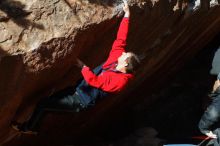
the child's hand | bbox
[205,131,217,139]
[122,0,130,17]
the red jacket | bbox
[81,18,133,93]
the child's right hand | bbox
[122,0,130,17]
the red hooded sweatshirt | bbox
[81,17,133,93]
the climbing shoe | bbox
[11,121,38,135]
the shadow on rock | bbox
[112,127,164,146]
[0,0,44,29]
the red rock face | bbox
[0,0,220,145]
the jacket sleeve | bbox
[81,66,127,92]
[198,87,220,134]
[109,17,129,58]
[81,66,104,88]
[198,106,218,134]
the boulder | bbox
[0,0,220,145]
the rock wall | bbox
[0,0,220,145]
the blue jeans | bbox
[24,87,86,131]
[198,92,220,146]
[199,96,220,133]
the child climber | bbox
[12,0,140,134]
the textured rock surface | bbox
[0,0,220,145]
